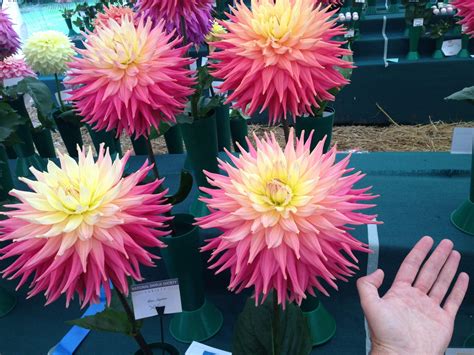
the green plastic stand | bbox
[389,0,398,13]
[433,37,444,59]
[180,113,219,189]
[407,26,422,61]
[32,128,56,158]
[451,139,474,235]
[87,125,122,155]
[5,146,17,159]
[161,214,223,343]
[215,105,231,152]
[0,144,14,201]
[0,285,16,317]
[54,112,83,158]
[164,125,184,154]
[230,117,249,152]
[459,34,470,58]
[367,0,376,14]
[131,134,149,156]
[295,107,335,153]
[301,295,336,346]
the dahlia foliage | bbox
[93,5,136,29]
[454,0,474,37]
[0,146,171,307]
[211,0,352,124]
[137,0,213,45]
[67,18,194,138]
[0,56,36,81]
[23,30,75,75]
[197,130,378,306]
[0,10,20,60]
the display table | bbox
[1,152,473,354]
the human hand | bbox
[357,236,469,355]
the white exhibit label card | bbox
[185,341,232,355]
[413,18,424,27]
[131,278,182,320]
[344,29,355,38]
[54,90,72,103]
[442,39,462,57]
[451,127,473,154]
[355,0,365,3]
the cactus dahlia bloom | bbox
[197,130,378,306]
[211,0,352,124]
[0,146,172,307]
[137,0,213,46]
[23,30,75,75]
[0,57,36,80]
[0,10,20,60]
[93,5,136,29]
[67,18,194,138]
[453,0,474,37]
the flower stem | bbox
[54,73,66,112]
[113,284,152,355]
[272,291,280,355]
[145,137,161,181]
[282,119,290,143]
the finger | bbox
[357,269,385,307]
[414,239,454,293]
[428,250,461,304]
[393,236,434,285]
[444,272,470,318]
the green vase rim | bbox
[164,213,198,241]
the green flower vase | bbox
[32,128,56,158]
[0,144,15,202]
[301,295,336,346]
[54,111,83,158]
[131,134,149,156]
[9,97,46,177]
[230,117,249,152]
[0,212,16,317]
[164,125,184,154]
[215,104,231,152]
[86,125,122,156]
[161,214,223,343]
[294,107,335,153]
[407,26,422,61]
[451,137,474,235]
[180,113,219,217]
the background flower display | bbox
[137,0,213,46]
[453,0,474,36]
[210,0,352,125]
[0,10,20,60]
[0,57,36,81]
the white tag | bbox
[355,0,365,3]
[24,94,41,128]
[344,29,355,38]
[442,39,462,56]
[54,90,72,103]
[185,342,232,355]
[3,77,22,87]
[445,348,474,355]
[413,18,424,27]
[451,127,473,154]
[131,279,182,320]
[201,56,208,66]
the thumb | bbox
[357,269,385,306]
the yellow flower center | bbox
[265,178,293,207]
[252,1,291,42]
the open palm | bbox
[357,237,469,355]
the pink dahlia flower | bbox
[0,56,36,80]
[454,0,474,37]
[67,18,195,138]
[0,10,21,60]
[197,130,378,306]
[93,5,136,29]
[0,145,172,307]
[210,0,353,124]
[137,0,213,46]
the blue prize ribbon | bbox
[50,288,107,355]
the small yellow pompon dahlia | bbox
[197,130,379,306]
[67,18,195,138]
[23,30,75,75]
[0,145,172,307]
[211,0,353,124]
[205,20,227,43]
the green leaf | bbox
[233,296,312,355]
[19,77,54,121]
[0,102,28,145]
[198,95,223,118]
[148,121,173,140]
[338,54,354,82]
[445,86,474,104]
[166,170,193,205]
[58,109,83,126]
